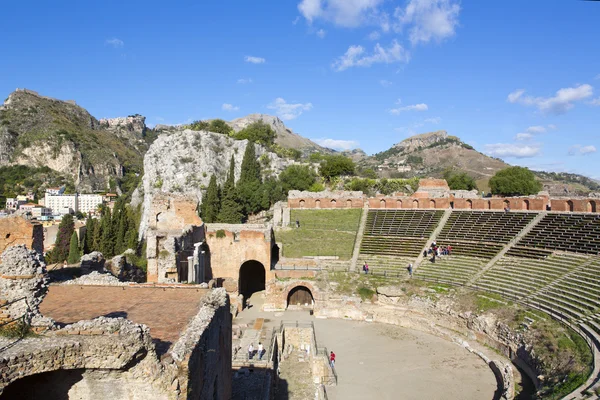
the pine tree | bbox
[124,208,139,251]
[48,214,74,263]
[237,142,263,216]
[84,217,96,254]
[200,175,221,223]
[218,191,243,223]
[67,231,81,264]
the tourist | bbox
[258,342,264,360]
[423,250,428,258]
[407,263,413,277]
[363,262,369,274]
[248,343,254,360]
[296,219,300,228]
[330,351,336,368]
[447,245,452,256]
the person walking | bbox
[258,342,264,360]
[407,263,413,277]
[248,343,254,360]
[329,351,336,368]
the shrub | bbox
[489,166,542,196]
[279,165,317,193]
[233,121,276,147]
[216,229,226,239]
[319,155,355,180]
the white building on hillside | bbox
[44,193,103,215]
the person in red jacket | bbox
[330,351,336,367]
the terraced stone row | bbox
[438,211,537,244]
[364,210,444,238]
[415,256,486,286]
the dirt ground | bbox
[315,319,497,400]
[236,293,498,400]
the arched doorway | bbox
[396,199,403,209]
[315,199,321,209]
[429,199,436,209]
[412,200,419,209]
[466,200,473,209]
[346,199,352,208]
[287,286,314,308]
[239,260,266,301]
[331,199,337,208]
[523,200,530,210]
[588,201,596,213]
[567,200,574,212]
[503,200,510,209]
[486,200,491,210]
[380,199,386,208]
[299,199,305,209]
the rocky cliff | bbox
[0,89,148,191]
[136,129,294,237]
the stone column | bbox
[187,256,194,283]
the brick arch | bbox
[380,199,386,208]
[346,199,352,208]
[330,199,337,207]
[412,199,419,209]
[284,281,316,308]
[567,200,574,212]
[523,199,530,210]
[396,199,403,209]
[588,200,597,213]
[299,199,305,209]
[429,199,436,209]
[315,199,321,209]
[466,199,473,209]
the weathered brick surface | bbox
[0,216,43,257]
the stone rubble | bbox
[80,251,106,274]
[61,271,127,286]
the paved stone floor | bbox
[40,285,208,354]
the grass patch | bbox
[475,293,506,312]
[357,287,375,301]
[0,321,34,339]
[276,209,362,260]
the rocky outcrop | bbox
[393,131,449,153]
[138,129,293,238]
[0,89,147,191]
[229,114,329,154]
[106,252,146,283]
[80,251,106,274]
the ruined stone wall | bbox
[0,216,43,257]
[287,190,365,209]
[205,225,274,291]
[263,279,321,311]
[169,288,232,400]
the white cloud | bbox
[368,30,381,40]
[515,133,533,141]
[379,79,393,87]
[389,103,428,114]
[298,0,385,27]
[293,16,301,25]
[245,56,266,64]
[267,98,313,120]
[424,117,441,124]
[394,0,461,45]
[485,143,541,158]
[526,125,546,134]
[313,138,359,150]
[569,145,597,156]
[332,40,409,71]
[507,84,593,114]
[590,97,600,106]
[222,103,239,111]
[237,78,253,84]
[316,28,327,38]
[105,38,124,48]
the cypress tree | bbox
[223,155,235,196]
[124,208,138,251]
[114,201,128,255]
[49,214,74,263]
[218,190,243,223]
[84,217,95,254]
[99,207,114,257]
[237,142,263,216]
[67,231,81,264]
[200,175,221,223]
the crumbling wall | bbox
[0,216,43,257]
[168,288,232,400]
[0,245,50,327]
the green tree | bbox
[200,175,221,223]
[489,166,542,196]
[48,214,74,263]
[84,217,96,254]
[279,165,317,193]
[99,207,114,257]
[208,119,231,135]
[261,177,285,209]
[113,200,128,255]
[237,142,263,215]
[223,155,235,197]
[218,157,243,223]
[188,120,210,131]
[443,170,478,191]
[124,208,139,251]
[67,231,81,264]
[319,155,355,180]
[234,121,277,147]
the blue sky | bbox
[1,0,599,178]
